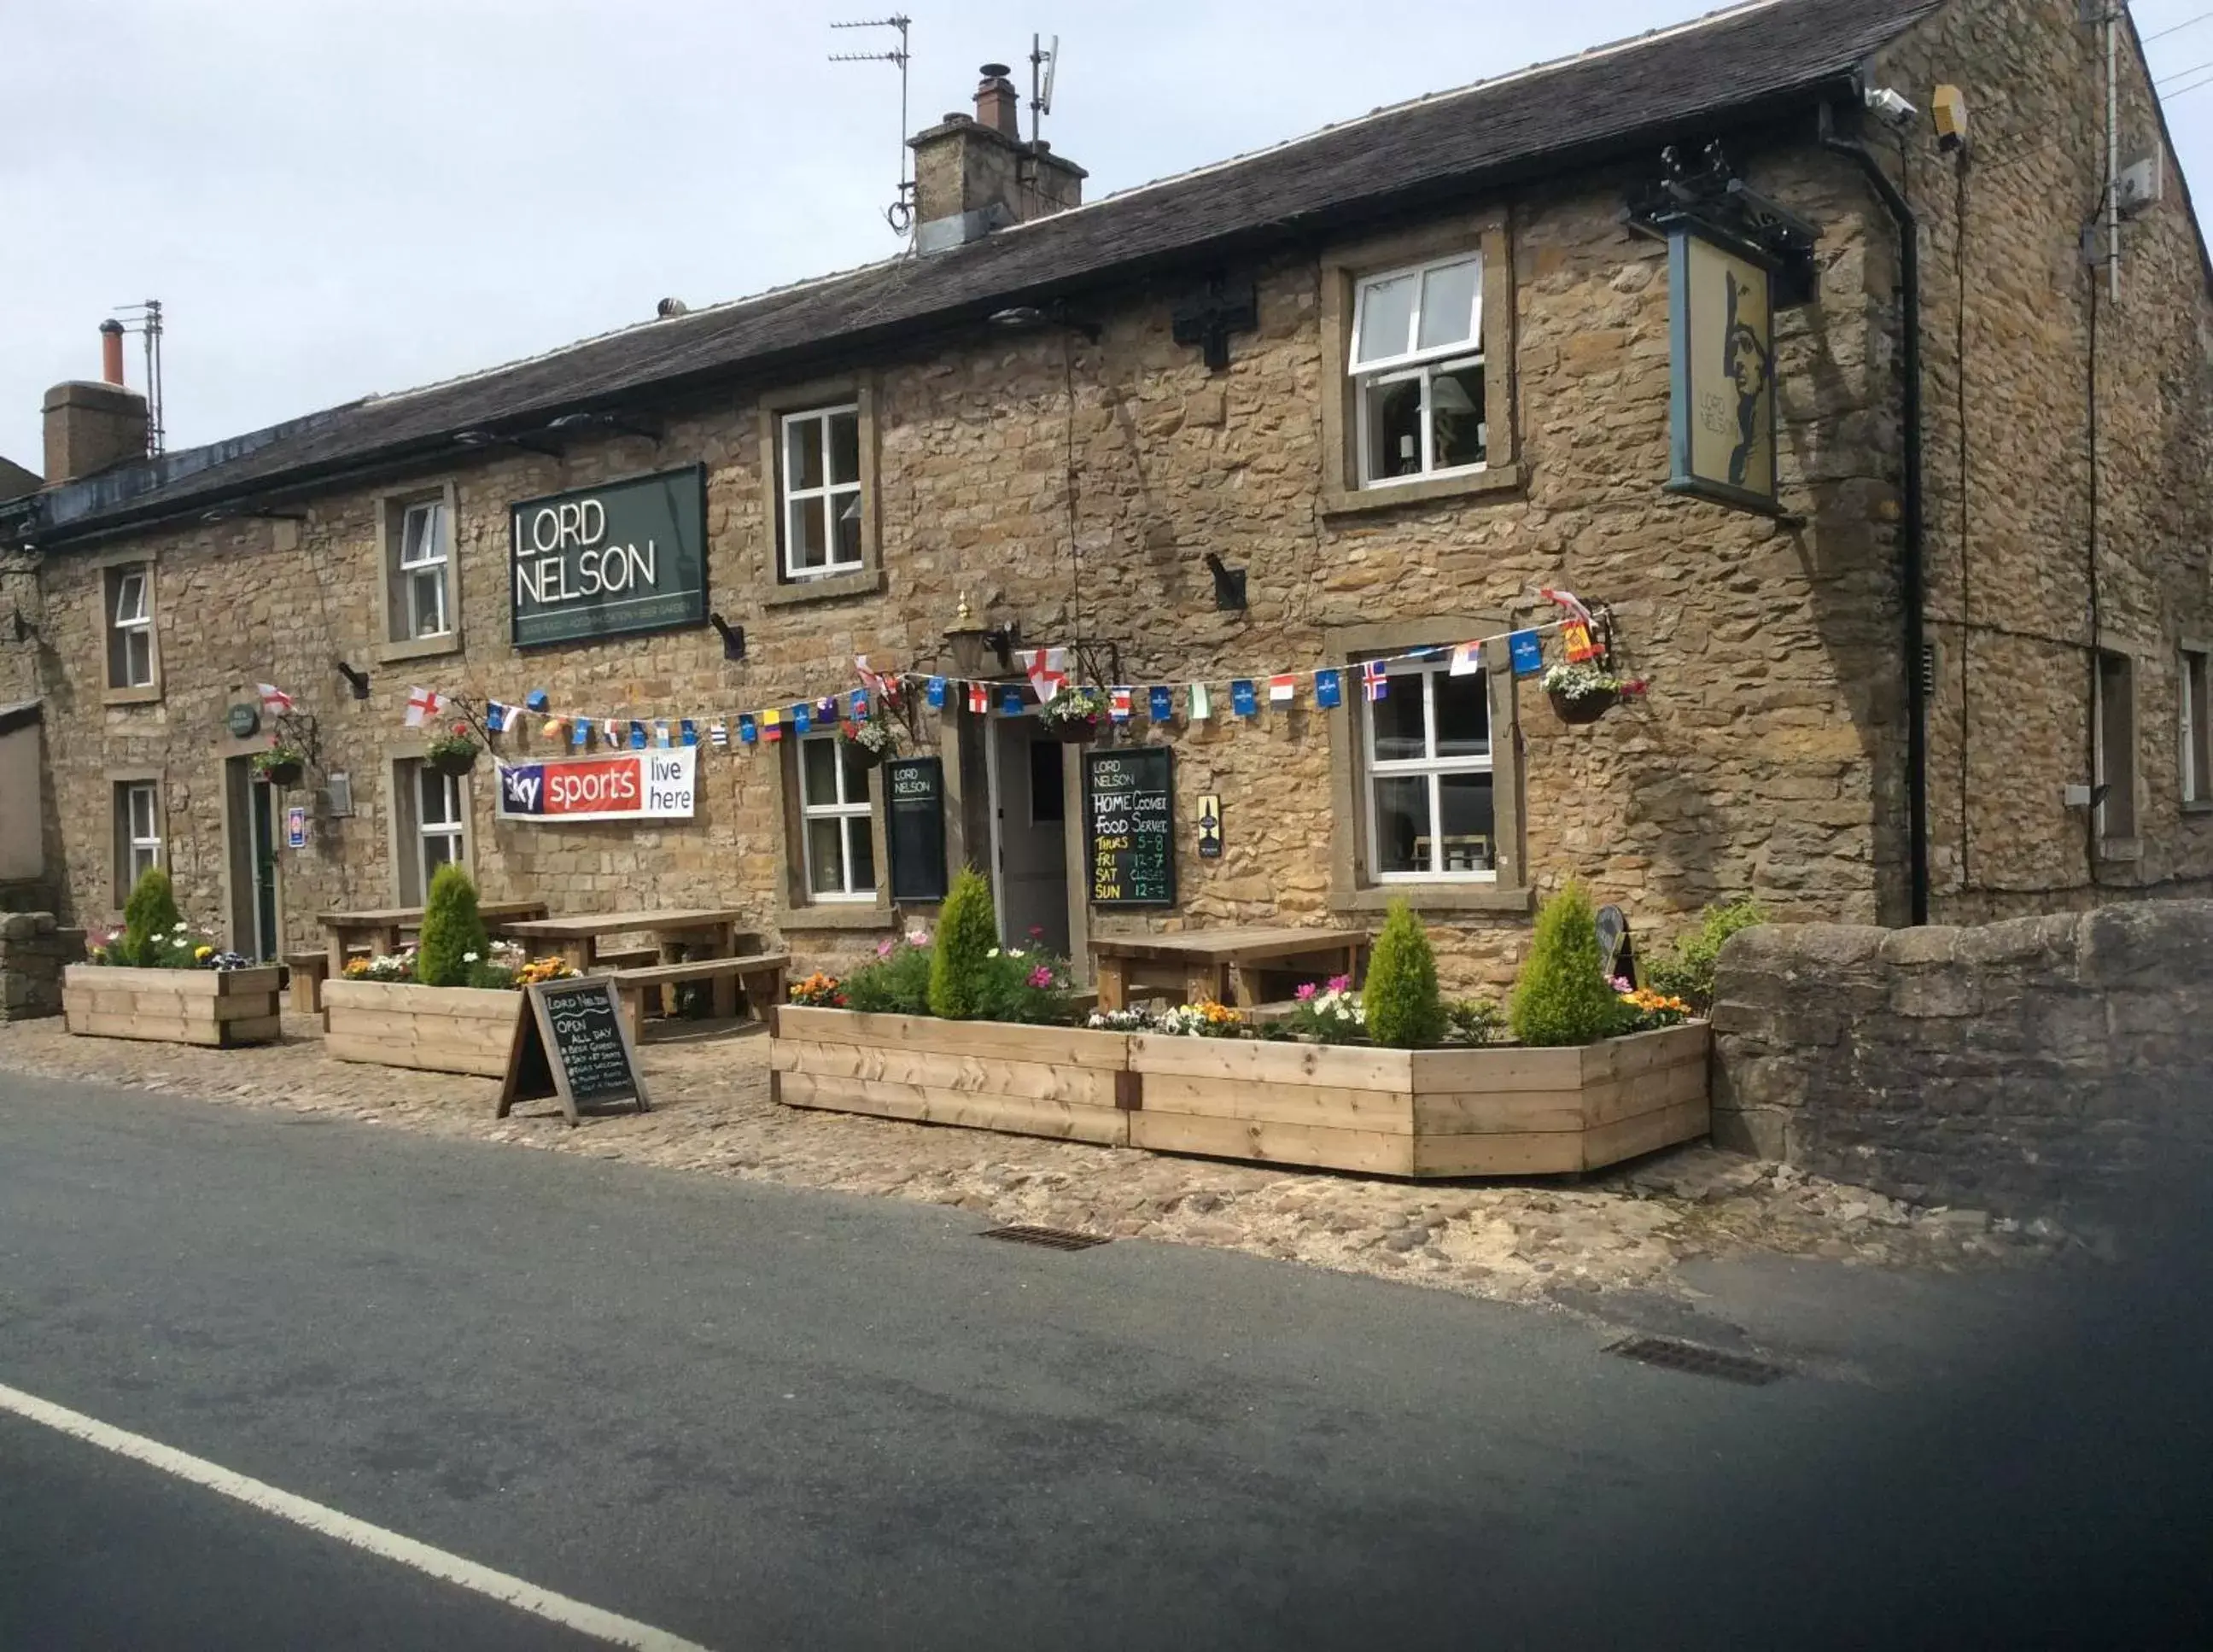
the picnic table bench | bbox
[1089,926,1369,1012]
[606,953,790,1042]
[318,901,549,981]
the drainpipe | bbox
[1821,100,1930,926]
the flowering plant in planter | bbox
[1614,983,1694,1032]
[789,972,848,1008]
[1285,976,1366,1044]
[838,710,901,767]
[253,744,307,786]
[1154,999,1247,1038]
[1037,686,1109,742]
[426,725,481,775]
[1540,661,1645,726]
[342,948,419,982]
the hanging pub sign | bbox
[1665,224,1779,516]
[510,464,708,648]
[885,756,949,903]
[495,748,697,822]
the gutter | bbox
[1820,99,1930,927]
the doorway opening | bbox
[986,715,1071,955]
[225,756,280,961]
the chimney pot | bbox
[99,318,126,388]
[975,63,1019,137]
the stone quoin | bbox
[2,0,2209,992]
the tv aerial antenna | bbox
[1029,33,1059,146]
[110,299,166,457]
[830,15,915,236]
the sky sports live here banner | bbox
[497,749,697,823]
[510,464,708,648]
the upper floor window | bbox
[1362,657,1495,881]
[393,499,452,640]
[779,405,863,581]
[105,563,154,689]
[798,732,875,900]
[1350,254,1486,487]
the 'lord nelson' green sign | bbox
[510,464,707,648]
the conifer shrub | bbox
[1363,898,1444,1048]
[120,867,181,967]
[415,862,490,988]
[1509,881,1627,1048]
[926,867,999,1020]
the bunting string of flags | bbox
[406,614,1591,753]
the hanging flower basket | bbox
[256,756,306,787]
[839,717,897,768]
[1040,686,1109,744]
[1547,686,1619,726]
[427,730,482,777]
[1053,717,1103,744]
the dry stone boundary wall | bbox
[1710,902,2213,1217]
[0,912,84,1020]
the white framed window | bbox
[395,499,451,640]
[1350,254,1486,487]
[117,781,161,891]
[1362,657,1495,881]
[798,733,875,900]
[393,758,465,904]
[779,405,863,580]
[107,563,154,688]
[2182,647,2210,805]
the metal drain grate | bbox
[979,1224,1112,1251]
[1607,1335,1788,1386]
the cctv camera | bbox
[1865,86,1918,128]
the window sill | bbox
[1322,462,1522,519]
[378,633,464,665]
[777,903,897,932]
[2182,800,2213,816]
[762,567,885,609]
[102,685,163,708]
[1332,883,1533,916]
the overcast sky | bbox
[6,0,2213,472]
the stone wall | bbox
[1710,901,2213,1216]
[0,912,83,1020]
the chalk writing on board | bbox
[1085,747,1175,907]
[538,980,638,1102]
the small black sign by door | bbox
[885,756,949,903]
[1085,746,1176,908]
[499,977,650,1124]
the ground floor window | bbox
[2181,646,2210,805]
[1362,657,1495,880]
[113,779,161,901]
[799,733,875,900]
[393,757,466,904]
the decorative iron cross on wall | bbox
[1171,275,1258,372]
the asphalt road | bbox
[2,1070,2208,1649]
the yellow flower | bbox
[194,945,213,960]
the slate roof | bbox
[33,0,1941,543]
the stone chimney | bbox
[44,321,148,483]
[908,62,1086,254]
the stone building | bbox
[3,0,2209,992]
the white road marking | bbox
[0,1379,713,1652]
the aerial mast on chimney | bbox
[829,15,915,237]
[1029,33,1059,146]
[110,299,165,456]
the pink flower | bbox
[1295,982,1318,1001]
[1028,965,1054,989]
[1325,975,1352,995]
[1028,925,1046,939]
[1609,975,1632,992]
[876,938,896,960]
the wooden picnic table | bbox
[1089,926,1369,1012]
[498,908,759,1014]
[319,901,548,978]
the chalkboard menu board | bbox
[1085,746,1176,908]
[499,977,650,1124]
[885,756,949,903]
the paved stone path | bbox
[0,1015,2068,1308]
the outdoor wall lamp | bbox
[334,659,371,701]
[987,304,1102,344]
[944,594,1019,677]
[1204,552,1247,611]
[709,613,747,662]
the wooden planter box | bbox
[771,1006,1136,1147]
[62,964,284,1048]
[323,979,523,1077]
[1128,1023,1710,1177]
